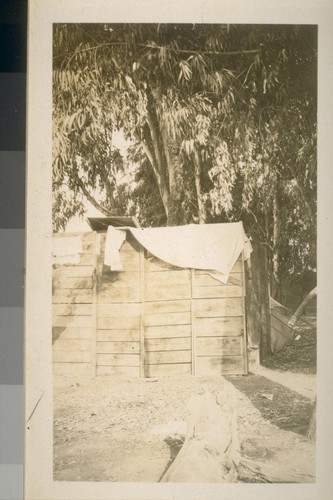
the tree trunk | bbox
[194,147,207,224]
[272,184,281,301]
[143,89,171,218]
[288,287,317,327]
[307,397,316,441]
[166,142,185,226]
[140,139,170,216]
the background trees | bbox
[53,23,317,304]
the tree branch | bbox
[53,42,259,60]
[76,178,112,216]
[288,287,317,327]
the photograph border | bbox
[25,1,333,498]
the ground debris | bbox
[54,373,315,483]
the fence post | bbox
[245,242,271,368]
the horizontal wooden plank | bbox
[145,270,191,286]
[145,284,191,302]
[98,282,140,303]
[54,265,93,278]
[97,329,140,342]
[53,339,91,351]
[52,254,93,266]
[196,337,243,356]
[144,257,180,272]
[196,317,244,337]
[192,285,243,299]
[54,231,92,242]
[53,315,92,328]
[77,253,93,265]
[99,254,140,275]
[194,272,242,287]
[97,303,141,318]
[97,316,140,330]
[99,236,141,254]
[55,277,93,289]
[53,350,91,363]
[195,355,246,376]
[146,350,191,365]
[145,337,191,352]
[230,258,242,272]
[52,327,92,340]
[195,257,242,275]
[194,297,243,317]
[52,289,93,304]
[100,262,139,274]
[144,299,190,314]
[145,324,191,339]
[98,270,140,285]
[53,362,91,376]
[97,242,140,274]
[97,353,140,367]
[144,312,191,327]
[96,365,140,377]
[145,363,191,377]
[53,304,93,316]
[227,274,243,287]
[80,234,93,251]
[96,341,140,354]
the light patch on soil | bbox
[54,374,315,483]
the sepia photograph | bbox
[51,21,317,483]
[25,1,333,499]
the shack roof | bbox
[87,216,140,231]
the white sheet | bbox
[104,222,252,283]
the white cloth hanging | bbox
[104,226,126,270]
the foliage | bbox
[52,23,317,300]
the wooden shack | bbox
[52,219,271,378]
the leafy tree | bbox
[53,23,260,226]
[53,23,317,302]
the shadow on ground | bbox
[226,374,314,435]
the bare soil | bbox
[53,315,316,484]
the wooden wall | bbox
[96,234,141,377]
[144,255,192,378]
[52,232,94,376]
[52,231,248,377]
[193,259,247,376]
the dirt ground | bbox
[53,316,316,484]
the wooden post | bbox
[258,243,272,359]
[245,243,261,369]
[241,252,248,374]
[190,268,196,376]
[245,242,271,367]
[139,247,146,378]
[91,231,99,377]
